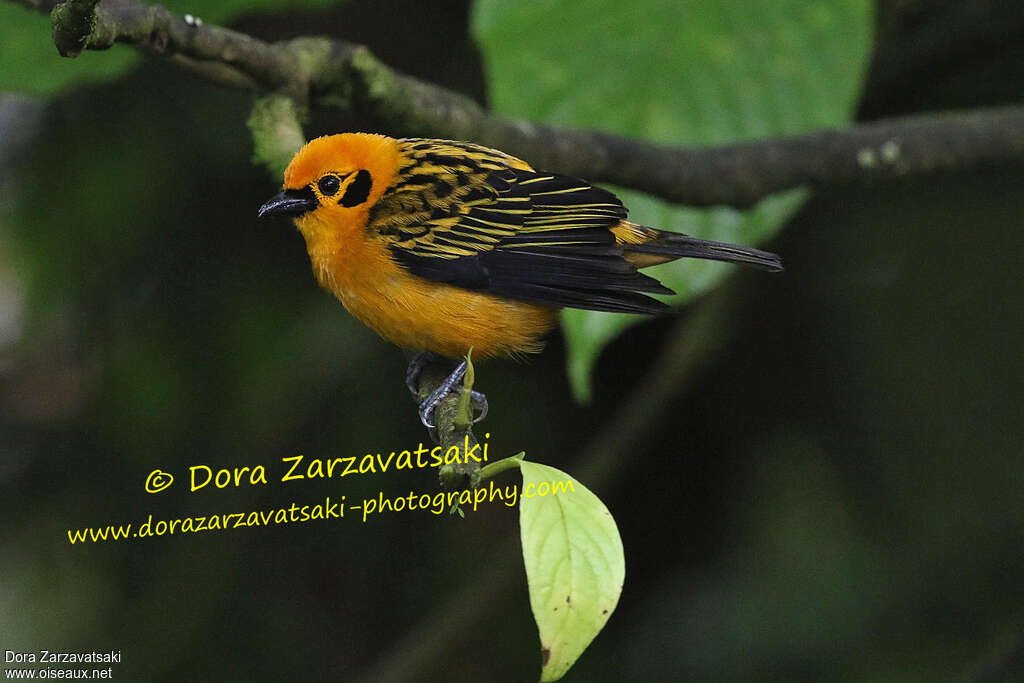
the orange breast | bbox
[295,210,556,359]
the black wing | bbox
[369,142,672,314]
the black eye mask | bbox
[340,170,373,207]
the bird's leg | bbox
[418,360,467,428]
[405,351,439,396]
[405,353,488,429]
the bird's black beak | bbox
[257,188,317,218]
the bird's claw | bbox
[405,352,435,396]
[467,390,488,423]
[408,356,488,429]
[418,389,488,430]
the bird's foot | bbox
[418,382,488,429]
[405,351,439,396]
[406,354,488,429]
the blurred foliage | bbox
[0,5,136,95]
[1,0,1024,682]
[0,0,342,95]
[474,0,873,398]
[581,162,1024,683]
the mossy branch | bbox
[411,354,482,491]
[247,94,306,179]
[50,0,99,57]
[18,0,1024,207]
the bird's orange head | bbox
[257,133,401,237]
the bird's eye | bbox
[317,175,341,196]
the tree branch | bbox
[15,0,1024,208]
[48,0,297,86]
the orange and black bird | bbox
[258,134,782,426]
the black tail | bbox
[625,231,784,272]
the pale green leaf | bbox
[519,460,625,681]
[473,0,872,399]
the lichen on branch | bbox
[50,0,99,57]
[247,94,306,179]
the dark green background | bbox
[2,1,1023,681]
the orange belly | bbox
[331,272,556,359]
[300,212,556,358]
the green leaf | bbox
[519,460,624,681]
[0,0,343,96]
[473,0,872,399]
